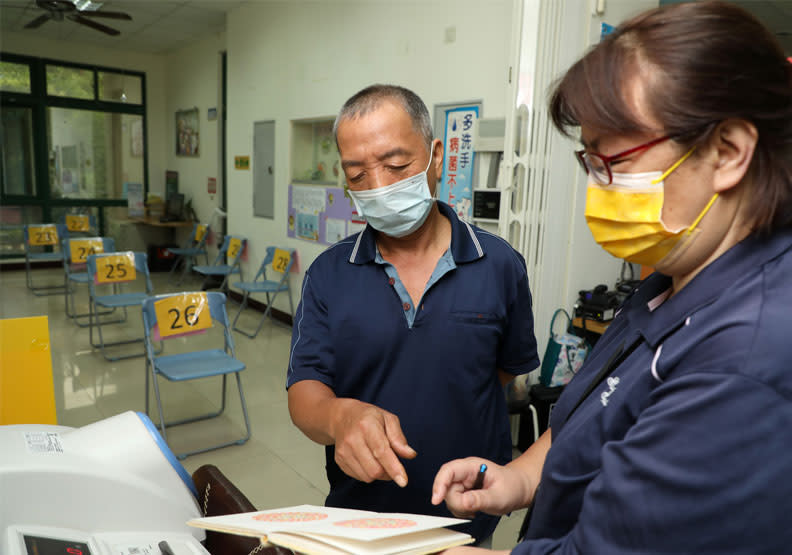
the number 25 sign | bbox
[95,252,137,283]
[154,292,212,338]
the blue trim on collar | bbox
[348,201,485,264]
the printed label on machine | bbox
[112,543,158,555]
[24,432,64,454]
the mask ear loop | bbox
[650,146,697,185]
[687,193,719,230]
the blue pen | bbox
[472,463,487,490]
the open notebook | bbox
[187,504,474,555]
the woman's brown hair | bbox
[549,0,792,233]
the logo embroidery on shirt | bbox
[600,376,620,406]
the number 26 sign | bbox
[154,292,212,339]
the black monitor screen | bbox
[166,193,184,218]
[24,535,92,555]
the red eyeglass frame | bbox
[575,135,672,185]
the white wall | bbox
[1,32,169,197]
[559,0,659,311]
[225,0,513,313]
[162,31,226,256]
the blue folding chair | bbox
[86,251,156,361]
[24,223,68,296]
[232,247,296,338]
[192,235,246,294]
[167,222,211,285]
[142,291,251,459]
[63,237,118,327]
[60,213,98,236]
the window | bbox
[1,106,36,196]
[0,61,31,93]
[0,54,147,251]
[98,71,142,104]
[46,64,94,99]
[47,108,144,199]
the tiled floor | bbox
[0,266,527,550]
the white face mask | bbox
[348,149,435,238]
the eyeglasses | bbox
[575,135,672,186]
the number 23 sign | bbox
[154,292,212,339]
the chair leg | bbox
[251,293,275,338]
[68,282,121,327]
[170,372,251,460]
[231,291,258,338]
[150,368,169,444]
[89,303,146,362]
[219,374,228,413]
[145,359,151,416]
[177,255,194,285]
[235,372,252,445]
[27,258,66,296]
[167,255,182,285]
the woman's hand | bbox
[431,457,533,518]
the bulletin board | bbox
[287,184,366,245]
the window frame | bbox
[0,52,148,236]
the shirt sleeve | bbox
[497,253,540,374]
[286,270,335,390]
[512,371,792,554]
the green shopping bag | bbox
[539,309,590,387]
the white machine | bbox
[0,411,210,555]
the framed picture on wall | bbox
[175,107,199,157]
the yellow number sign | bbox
[69,238,104,264]
[272,248,291,274]
[195,224,207,242]
[95,252,136,284]
[65,214,90,232]
[154,293,212,339]
[228,238,243,260]
[28,225,58,246]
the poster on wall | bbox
[287,184,366,245]
[175,108,199,156]
[127,182,144,219]
[438,106,479,222]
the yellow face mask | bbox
[585,148,718,267]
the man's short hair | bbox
[333,84,433,149]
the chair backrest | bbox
[141,291,236,356]
[183,222,211,249]
[63,237,116,268]
[59,213,97,235]
[210,235,246,268]
[24,223,68,253]
[254,247,296,283]
[86,251,153,296]
[191,464,288,555]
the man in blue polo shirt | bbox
[287,84,539,543]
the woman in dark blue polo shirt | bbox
[432,2,792,553]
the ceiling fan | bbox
[24,0,132,36]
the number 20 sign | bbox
[154,292,212,339]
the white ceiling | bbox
[0,1,249,55]
[0,0,789,56]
